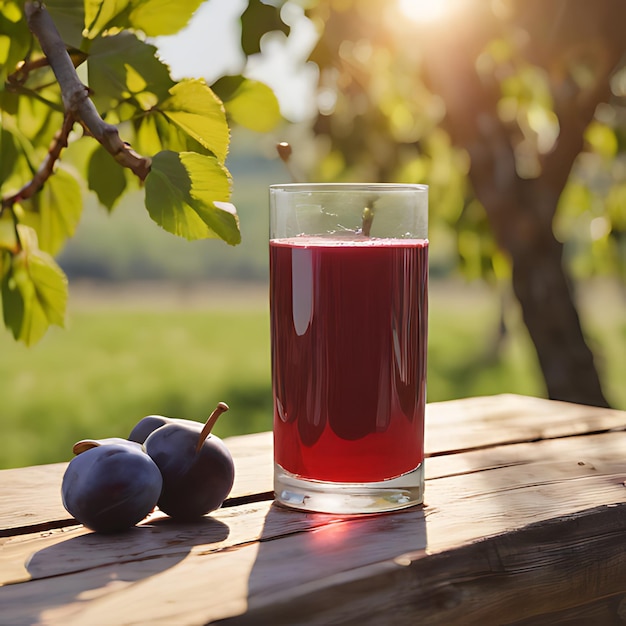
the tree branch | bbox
[24,1,151,180]
[6,49,88,89]
[1,112,75,214]
[537,0,626,202]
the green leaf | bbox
[45,0,86,49]
[87,32,174,113]
[213,76,282,132]
[0,249,8,280]
[0,212,18,252]
[14,92,65,148]
[133,112,165,156]
[84,0,131,38]
[133,80,231,159]
[134,108,206,156]
[0,86,19,115]
[0,123,35,197]
[19,167,83,255]
[1,259,24,339]
[0,1,30,85]
[144,150,240,244]
[241,0,289,56]
[87,144,127,210]
[0,127,20,190]
[128,0,204,36]
[3,225,68,345]
[159,80,230,163]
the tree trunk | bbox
[421,0,625,407]
[465,165,609,407]
[510,234,608,405]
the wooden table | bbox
[1,394,625,625]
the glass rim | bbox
[269,182,428,193]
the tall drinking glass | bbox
[269,183,428,514]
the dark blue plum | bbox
[128,415,202,444]
[144,405,234,520]
[62,442,162,533]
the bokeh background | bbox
[1,0,624,468]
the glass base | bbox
[273,463,424,514]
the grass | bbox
[0,284,272,469]
[0,279,623,469]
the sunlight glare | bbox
[398,0,456,24]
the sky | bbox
[154,0,319,122]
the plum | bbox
[61,440,162,533]
[144,402,234,520]
[128,415,202,444]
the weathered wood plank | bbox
[424,393,626,455]
[2,502,624,625]
[1,395,624,534]
[0,464,69,534]
[0,502,336,586]
[221,503,626,625]
[0,432,274,536]
[2,430,623,584]
[1,431,624,625]
[509,590,626,625]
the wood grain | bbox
[1,394,624,534]
[0,429,624,625]
[0,432,275,536]
[220,503,626,625]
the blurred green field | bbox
[1,279,623,469]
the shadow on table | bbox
[1,516,229,626]
[230,502,428,624]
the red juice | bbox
[270,236,428,483]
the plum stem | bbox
[361,206,374,237]
[196,402,229,454]
[276,141,305,183]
